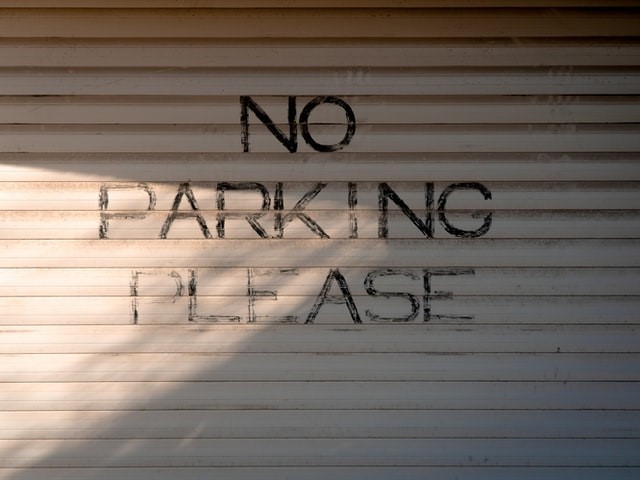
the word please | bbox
[131,267,475,324]
[100,181,493,239]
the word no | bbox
[241,96,356,153]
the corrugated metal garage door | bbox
[0,2,639,478]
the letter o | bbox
[300,96,356,152]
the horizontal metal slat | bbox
[0,211,638,240]
[2,124,639,153]
[1,43,639,68]
[1,69,638,95]
[0,239,636,268]
[2,409,638,440]
[0,467,639,480]
[1,353,638,382]
[1,154,637,182]
[0,267,638,296]
[1,382,639,411]
[1,8,639,39]
[1,438,640,468]
[0,324,636,353]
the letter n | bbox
[241,96,297,153]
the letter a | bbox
[305,269,362,324]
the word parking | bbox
[99,181,493,240]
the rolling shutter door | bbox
[0,2,638,478]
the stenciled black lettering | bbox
[378,182,434,238]
[247,268,299,323]
[130,271,139,325]
[216,182,271,238]
[241,96,297,153]
[348,182,358,239]
[438,182,492,238]
[306,268,362,324]
[188,269,241,323]
[364,269,420,322]
[130,270,184,324]
[99,183,156,239]
[159,183,212,239]
[275,182,329,238]
[299,96,356,152]
[274,182,284,211]
[423,268,475,322]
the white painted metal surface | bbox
[0,2,638,479]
